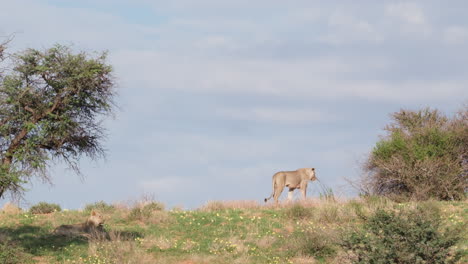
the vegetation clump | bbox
[29,201,61,214]
[0,44,116,199]
[285,203,312,219]
[362,107,467,201]
[0,199,465,263]
[292,227,338,259]
[0,240,32,264]
[84,201,115,214]
[342,207,464,264]
[128,202,165,221]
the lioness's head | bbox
[86,211,104,228]
[308,168,317,181]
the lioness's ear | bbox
[91,210,96,216]
[311,168,315,171]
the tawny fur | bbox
[264,168,317,204]
[53,211,104,236]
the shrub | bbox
[143,201,164,211]
[290,228,338,259]
[341,207,463,264]
[84,201,115,213]
[362,107,467,201]
[200,201,225,211]
[285,204,312,219]
[317,204,341,223]
[128,202,164,221]
[318,186,336,202]
[29,202,61,214]
[1,202,22,214]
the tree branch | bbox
[24,106,35,114]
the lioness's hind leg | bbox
[273,186,283,204]
[288,188,295,201]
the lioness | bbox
[53,211,104,236]
[264,168,317,204]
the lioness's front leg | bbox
[288,188,296,201]
[300,182,308,199]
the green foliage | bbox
[291,228,338,259]
[84,201,115,214]
[0,241,32,264]
[342,207,463,264]
[285,203,312,219]
[319,186,336,201]
[0,199,466,264]
[128,202,165,221]
[143,201,165,211]
[364,107,468,200]
[29,202,61,214]
[373,131,408,161]
[0,44,116,198]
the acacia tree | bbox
[0,42,4,62]
[0,40,6,75]
[362,107,467,201]
[0,45,116,198]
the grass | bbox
[0,198,466,263]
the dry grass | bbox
[148,235,176,250]
[1,202,22,214]
[255,235,277,249]
[77,240,155,264]
[199,200,262,211]
[198,196,360,211]
[0,198,465,264]
[289,255,317,264]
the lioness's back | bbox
[53,211,104,236]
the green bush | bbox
[29,202,61,214]
[363,107,467,201]
[319,187,336,201]
[128,202,165,221]
[285,204,312,219]
[341,207,463,264]
[84,201,115,213]
[291,228,338,259]
[143,201,165,211]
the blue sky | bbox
[1,0,467,209]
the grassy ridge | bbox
[0,198,466,264]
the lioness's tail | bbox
[264,177,276,203]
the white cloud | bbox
[112,49,465,103]
[1,0,467,209]
[139,177,197,194]
[0,0,149,51]
[141,132,283,164]
[385,2,431,36]
[217,107,332,124]
[194,35,238,50]
[3,0,463,106]
[443,26,468,45]
[385,2,426,25]
[341,79,467,103]
[320,10,384,45]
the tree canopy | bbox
[362,107,467,201]
[0,44,116,198]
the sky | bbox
[0,0,467,209]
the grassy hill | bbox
[1,198,466,264]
